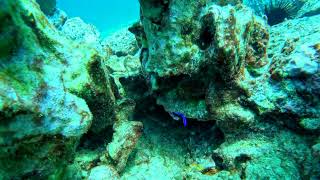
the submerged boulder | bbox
[138,0,269,126]
[211,129,312,178]
[1,0,319,179]
[241,14,320,132]
[0,0,115,178]
[60,17,117,133]
[140,1,268,79]
[131,0,319,178]
[102,28,139,57]
[106,120,143,172]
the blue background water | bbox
[57,0,140,37]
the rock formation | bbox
[0,0,319,179]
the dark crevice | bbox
[119,75,150,100]
[198,26,214,50]
[133,96,224,140]
[212,153,227,170]
[261,112,317,135]
[197,13,215,50]
[153,74,190,93]
[77,125,114,151]
[235,154,251,167]
[153,62,217,102]
[234,154,251,179]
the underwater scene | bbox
[0,0,320,179]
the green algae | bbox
[0,0,319,179]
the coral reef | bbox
[1,0,319,179]
[0,0,94,178]
[130,0,319,178]
[0,0,134,178]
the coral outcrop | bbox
[1,0,319,179]
[139,0,269,126]
[245,14,320,131]
[0,0,119,178]
[130,0,319,178]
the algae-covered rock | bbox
[61,17,104,53]
[47,9,68,29]
[240,14,320,131]
[124,0,319,178]
[211,129,312,179]
[311,142,320,178]
[138,0,269,125]
[0,0,115,178]
[102,28,139,57]
[59,17,117,133]
[299,117,320,132]
[140,1,268,79]
[105,54,142,98]
[1,0,319,179]
[107,120,143,172]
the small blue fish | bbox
[169,112,187,127]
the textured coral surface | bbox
[0,0,319,179]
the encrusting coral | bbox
[1,0,319,179]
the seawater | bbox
[57,0,140,37]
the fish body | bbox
[169,112,187,127]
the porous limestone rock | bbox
[130,1,319,178]
[0,0,115,178]
[103,28,148,114]
[60,17,117,133]
[61,17,104,54]
[138,0,269,124]
[88,165,119,180]
[299,117,320,132]
[240,14,320,132]
[140,1,268,79]
[106,121,143,172]
[47,9,68,29]
[211,128,312,179]
[105,54,142,98]
[2,0,320,179]
[102,28,139,57]
[311,142,320,178]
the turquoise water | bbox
[57,0,140,37]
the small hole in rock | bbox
[197,13,215,50]
[212,152,226,170]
